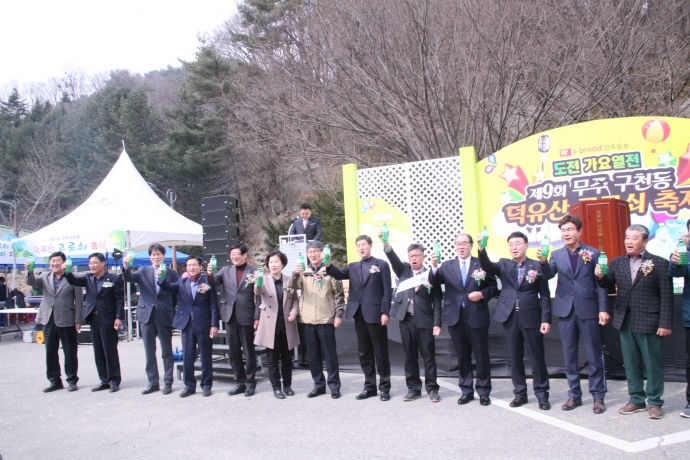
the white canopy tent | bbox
[12,147,202,258]
[11,147,203,339]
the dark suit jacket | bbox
[478,250,551,328]
[288,216,323,241]
[28,271,84,327]
[384,246,441,329]
[327,257,392,324]
[598,252,673,334]
[541,243,608,320]
[123,266,179,326]
[208,264,259,326]
[159,276,219,334]
[432,256,498,329]
[65,271,124,326]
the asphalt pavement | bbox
[1,331,689,459]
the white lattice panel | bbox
[357,157,464,272]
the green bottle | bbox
[210,255,217,274]
[679,240,688,265]
[298,253,306,271]
[434,241,441,262]
[28,254,35,271]
[128,248,135,265]
[323,245,331,265]
[256,268,264,287]
[382,222,389,243]
[65,256,72,274]
[480,226,489,248]
[540,235,550,258]
[159,262,167,279]
[598,251,608,275]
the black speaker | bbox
[201,195,230,212]
[204,239,232,255]
[202,211,230,226]
[204,225,231,240]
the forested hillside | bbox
[1,0,689,255]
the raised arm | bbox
[477,248,501,277]
[64,272,88,287]
[326,263,350,281]
[158,278,180,294]
[26,271,45,290]
[383,243,407,278]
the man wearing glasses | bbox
[431,234,498,406]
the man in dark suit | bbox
[478,231,552,410]
[596,224,673,420]
[207,243,260,396]
[160,256,219,397]
[123,243,179,395]
[64,252,124,393]
[381,234,442,402]
[27,251,84,392]
[431,234,498,406]
[288,202,323,241]
[540,215,609,414]
[327,235,392,400]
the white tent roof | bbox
[13,148,202,258]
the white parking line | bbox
[437,379,690,453]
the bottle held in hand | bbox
[433,241,441,262]
[323,245,331,265]
[679,240,688,265]
[28,254,35,271]
[210,255,217,274]
[159,262,167,279]
[480,226,489,248]
[598,251,608,275]
[540,235,550,258]
[298,253,306,271]
[256,268,264,287]
[65,256,73,274]
[382,222,389,243]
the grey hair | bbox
[306,240,325,251]
[407,243,425,253]
[626,224,650,240]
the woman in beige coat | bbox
[254,250,300,399]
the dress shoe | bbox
[561,397,582,411]
[274,389,286,399]
[68,383,78,392]
[509,395,528,407]
[91,383,110,392]
[203,389,212,397]
[355,390,377,400]
[283,386,295,396]
[429,390,440,403]
[244,387,256,397]
[593,399,606,414]
[331,390,341,399]
[227,384,246,396]
[538,398,551,410]
[109,384,120,393]
[403,390,422,402]
[162,384,172,395]
[307,388,327,398]
[458,393,475,405]
[649,405,664,419]
[479,395,491,406]
[179,388,196,398]
[43,382,64,393]
[619,402,647,414]
[142,385,160,395]
[380,392,390,401]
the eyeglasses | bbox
[455,242,471,247]
[307,250,322,255]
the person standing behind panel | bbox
[326,235,392,401]
[159,256,219,397]
[596,224,673,420]
[382,234,444,403]
[207,243,260,396]
[27,251,84,392]
[288,202,324,241]
[540,215,609,414]
[123,244,179,395]
[292,241,345,399]
[64,253,124,393]
[478,232,552,410]
[254,251,300,399]
[431,234,498,406]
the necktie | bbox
[461,260,467,285]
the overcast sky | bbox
[0,0,238,91]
